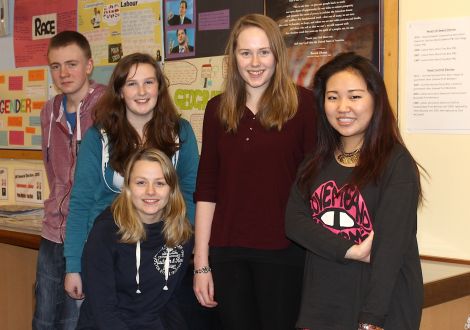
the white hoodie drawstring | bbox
[163,248,171,291]
[135,242,172,293]
[135,241,141,294]
[46,88,94,161]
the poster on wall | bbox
[406,17,470,133]
[164,0,264,60]
[165,55,227,150]
[14,169,44,204]
[164,0,196,59]
[0,168,8,200]
[0,69,48,150]
[14,0,77,67]
[266,0,382,88]
[78,0,164,65]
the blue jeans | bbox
[32,238,79,330]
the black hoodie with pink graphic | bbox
[286,144,423,330]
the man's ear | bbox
[86,58,94,76]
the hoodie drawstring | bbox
[135,242,171,293]
[163,248,171,291]
[135,241,141,294]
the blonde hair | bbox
[111,148,192,246]
[219,14,298,132]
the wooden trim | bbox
[1,150,42,160]
[383,0,399,115]
[423,272,470,308]
[420,255,470,266]
[0,230,41,250]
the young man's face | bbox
[48,43,93,98]
[179,2,187,17]
[177,30,186,45]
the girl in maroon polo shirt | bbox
[193,14,317,330]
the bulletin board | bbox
[13,0,77,67]
[0,68,48,152]
[77,0,164,65]
[166,55,227,151]
[163,0,264,60]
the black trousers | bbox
[176,260,222,330]
[211,247,304,330]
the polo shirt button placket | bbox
[248,120,255,142]
[245,116,255,143]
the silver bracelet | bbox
[193,265,211,275]
[358,323,383,330]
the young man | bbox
[168,0,192,25]
[32,31,106,330]
[170,29,194,53]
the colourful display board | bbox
[165,55,226,151]
[0,69,48,150]
[78,0,164,65]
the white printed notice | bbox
[0,168,8,200]
[14,169,43,204]
[406,17,470,133]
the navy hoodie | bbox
[77,207,193,330]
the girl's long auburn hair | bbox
[219,14,298,132]
[112,148,192,246]
[93,53,180,175]
[298,52,423,203]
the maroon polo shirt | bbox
[194,86,316,249]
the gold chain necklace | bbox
[337,142,361,165]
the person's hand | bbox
[193,271,218,308]
[345,231,374,263]
[183,36,190,52]
[65,272,85,300]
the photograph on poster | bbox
[167,27,195,58]
[166,0,194,26]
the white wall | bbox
[399,0,470,260]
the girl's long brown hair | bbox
[93,53,180,174]
[219,14,298,132]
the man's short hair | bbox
[176,29,187,37]
[180,0,187,9]
[48,31,92,59]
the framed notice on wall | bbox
[266,0,383,88]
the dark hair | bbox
[176,29,187,37]
[93,53,180,174]
[48,31,92,59]
[180,0,187,9]
[298,52,423,201]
